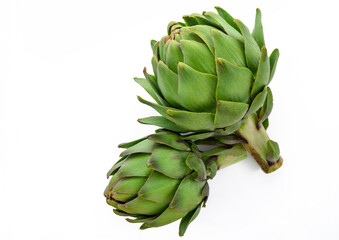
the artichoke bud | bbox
[105,130,209,236]
[105,129,247,236]
[136,7,280,133]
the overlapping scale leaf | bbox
[269,48,280,83]
[177,62,217,112]
[120,139,156,157]
[214,100,248,128]
[203,11,243,42]
[252,8,265,49]
[165,40,183,73]
[117,153,152,177]
[235,19,261,72]
[190,25,216,53]
[247,88,267,117]
[179,27,204,42]
[216,58,252,103]
[147,129,191,151]
[179,205,202,236]
[180,40,216,75]
[112,177,147,201]
[147,145,191,179]
[211,29,246,67]
[251,47,270,98]
[166,109,215,131]
[156,61,181,108]
[117,197,168,215]
[214,7,240,32]
[138,171,181,204]
[138,116,188,132]
[258,87,273,125]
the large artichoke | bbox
[104,129,247,236]
[135,7,282,173]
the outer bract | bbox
[104,129,247,236]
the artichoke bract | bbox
[104,129,247,236]
[135,7,282,173]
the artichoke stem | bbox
[236,114,283,173]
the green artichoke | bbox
[104,129,247,236]
[135,7,282,173]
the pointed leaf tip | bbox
[252,7,266,49]
[179,204,202,236]
[269,48,280,83]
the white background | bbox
[1,0,338,239]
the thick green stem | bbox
[215,144,248,170]
[236,114,283,173]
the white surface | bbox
[1,0,338,239]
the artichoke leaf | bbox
[148,129,191,151]
[138,171,181,204]
[179,27,204,42]
[234,19,261,72]
[215,120,244,135]
[118,197,168,216]
[216,58,252,103]
[138,116,188,132]
[185,153,207,182]
[262,118,269,129]
[203,11,243,42]
[181,131,215,141]
[190,25,216,53]
[251,46,270,98]
[126,216,157,224]
[113,209,139,217]
[134,77,168,106]
[113,177,147,195]
[147,145,191,179]
[141,206,186,229]
[246,87,267,115]
[214,100,248,128]
[118,137,147,149]
[211,29,246,67]
[269,48,280,83]
[169,174,206,212]
[165,40,184,74]
[266,140,280,165]
[180,40,216,75]
[215,7,241,32]
[179,204,202,236]
[258,87,273,125]
[252,8,265,49]
[106,156,127,178]
[117,153,152,177]
[189,13,222,30]
[166,109,216,132]
[157,61,181,108]
[183,15,199,26]
[178,62,217,113]
[120,139,157,157]
[137,96,178,120]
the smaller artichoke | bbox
[104,129,247,236]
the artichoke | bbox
[104,129,247,236]
[135,7,282,173]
